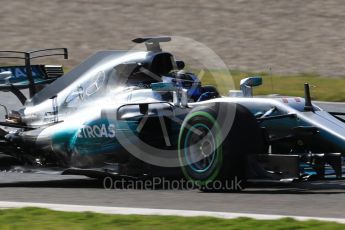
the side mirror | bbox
[240,76,262,87]
[240,76,262,97]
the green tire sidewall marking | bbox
[178,111,223,186]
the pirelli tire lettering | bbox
[77,124,116,138]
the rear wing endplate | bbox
[0,48,68,99]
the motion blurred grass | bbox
[0,208,343,230]
[199,70,345,102]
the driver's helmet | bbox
[162,70,202,101]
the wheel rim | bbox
[184,123,216,173]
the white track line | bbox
[0,201,345,224]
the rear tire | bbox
[0,153,21,169]
[178,103,265,191]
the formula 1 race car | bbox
[0,36,344,190]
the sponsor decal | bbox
[77,124,116,138]
[0,66,41,80]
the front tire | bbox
[178,103,265,191]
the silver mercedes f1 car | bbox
[0,36,344,190]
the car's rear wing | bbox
[0,64,64,86]
[0,48,68,102]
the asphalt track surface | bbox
[0,101,345,219]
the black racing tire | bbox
[0,153,21,168]
[178,102,265,191]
